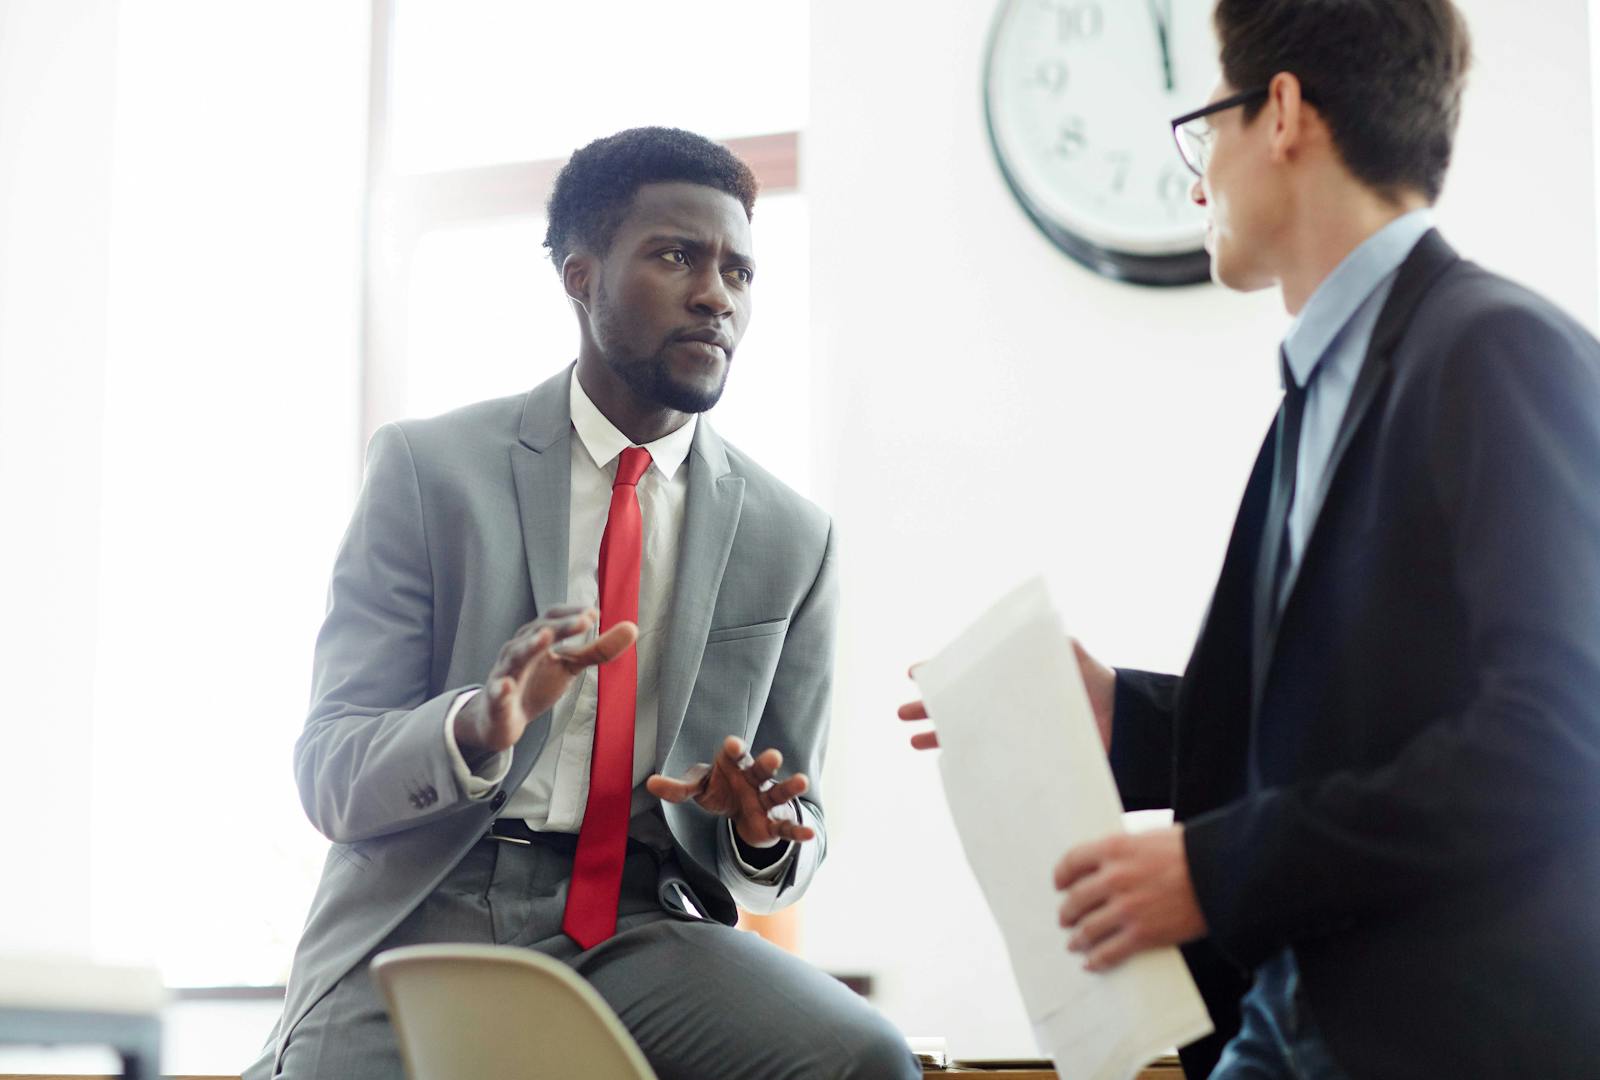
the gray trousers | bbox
[253,835,917,1080]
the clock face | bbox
[984,0,1221,284]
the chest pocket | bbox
[687,618,790,741]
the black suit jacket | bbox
[1110,232,1600,1079]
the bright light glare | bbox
[390,0,809,173]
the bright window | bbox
[388,1,809,174]
[82,0,813,991]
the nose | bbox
[1190,176,1207,207]
[688,268,734,319]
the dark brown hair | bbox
[1214,0,1472,202]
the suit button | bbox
[491,791,507,811]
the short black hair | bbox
[543,126,759,271]
[1214,0,1472,202]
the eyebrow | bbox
[642,233,756,270]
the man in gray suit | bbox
[246,127,916,1080]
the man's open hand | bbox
[455,605,638,759]
[647,736,817,848]
[1055,825,1207,972]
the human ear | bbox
[562,253,594,314]
[1266,71,1308,162]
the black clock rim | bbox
[980,0,1214,289]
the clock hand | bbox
[1148,0,1175,93]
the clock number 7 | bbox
[1107,151,1132,194]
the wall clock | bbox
[983,0,1218,286]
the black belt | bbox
[486,817,580,852]
[485,817,659,859]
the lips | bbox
[674,328,732,354]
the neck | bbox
[574,349,691,446]
[1277,181,1429,315]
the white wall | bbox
[0,0,119,954]
[1442,0,1599,325]
[804,0,1597,1057]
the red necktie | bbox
[564,445,652,949]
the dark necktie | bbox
[1252,348,1311,678]
[564,445,652,950]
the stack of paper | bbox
[913,578,1212,1080]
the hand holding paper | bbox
[899,638,1118,753]
[1056,826,1208,972]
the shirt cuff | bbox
[442,688,510,799]
[725,802,799,883]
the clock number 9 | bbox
[1039,0,1104,44]
[1027,59,1068,95]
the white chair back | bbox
[371,943,658,1080]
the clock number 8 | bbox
[1040,0,1104,43]
[1055,117,1088,160]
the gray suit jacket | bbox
[257,366,836,1074]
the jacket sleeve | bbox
[1109,669,1182,811]
[293,423,485,844]
[1185,302,1600,968]
[716,519,837,914]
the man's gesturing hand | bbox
[647,736,818,848]
[898,639,1117,751]
[455,605,638,760]
[1055,825,1207,972]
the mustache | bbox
[667,326,735,354]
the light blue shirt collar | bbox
[1282,209,1435,389]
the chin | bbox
[654,363,728,414]
[1210,245,1271,295]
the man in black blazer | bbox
[907,1,1600,1077]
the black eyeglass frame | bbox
[1170,83,1323,179]
[1169,87,1270,178]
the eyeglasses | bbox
[1169,87,1269,178]
[1170,84,1322,178]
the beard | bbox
[592,287,730,414]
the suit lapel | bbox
[506,368,574,786]
[510,367,575,617]
[655,419,744,764]
[1305,232,1459,531]
[1260,231,1461,680]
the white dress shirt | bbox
[442,373,792,881]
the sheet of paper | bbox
[913,577,1213,1080]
